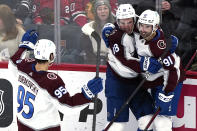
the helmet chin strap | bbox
[48,53,55,65]
[144,31,156,41]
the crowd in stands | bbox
[0,0,196,70]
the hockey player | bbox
[102,9,184,131]
[9,30,103,131]
[102,4,162,131]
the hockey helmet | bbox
[34,39,56,63]
[138,9,160,32]
[116,4,136,20]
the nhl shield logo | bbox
[0,90,4,116]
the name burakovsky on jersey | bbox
[18,74,39,95]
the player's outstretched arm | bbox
[10,30,38,64]
[82,77,103,100]
[18,30,39,50]
[102,23,115,48]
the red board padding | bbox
[174,83,197,131]
[186,71,197,79]
[0,62,8,68]
[0,62,107,72]
[49,63,107,72]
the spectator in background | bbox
[0,0,19,10]
[14,0,34,25]
[59,0,90,63]
[135,0,177,35]
[14,0,89,26]
[85,0,118,21]
[23,0,90,64]
[173,0,197,68]
[0,4,25,61]
[30,0,89,26]
[79,0,114,65]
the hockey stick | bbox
[184,49,197,71]
[91,31,101,131]
[103,76,150,131]
[143,107,161,131]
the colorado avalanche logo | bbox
[0,90,4,116]
[157,40,166,49]
[47,72,57,80]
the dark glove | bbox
[82,77,103,99]
[19,30,39,50]
[140,56,162,74]
[153,86,174,115]
[102,23,115,47]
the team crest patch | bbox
[157,40,166,49]
[47,72,57,80]
[0,90,4,116]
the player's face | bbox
[118,18,134,34]
[138,23,153,38]
[97,5,110,21]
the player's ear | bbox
[49,53,54,62]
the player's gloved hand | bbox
[19,30,39,50]
[82,77,103,100]
[102,23,115,47]
[170,35,178,53]
[140,56,162,74]
[153,86,174,115]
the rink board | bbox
[0,63,197,131]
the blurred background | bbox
[0,0,196,70]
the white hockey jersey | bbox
[107,23,141,79]
[134,29,184,93]
[107,25,185,93]
[9,48,90,130]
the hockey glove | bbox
[19,30,39,50]
[102,23,115,47]
[82,77,103,99]
[140,56,162,74]
[153,86,174,115]
[170,35,178,53]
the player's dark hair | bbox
[35,59,48,64]
[35,53,54,64]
